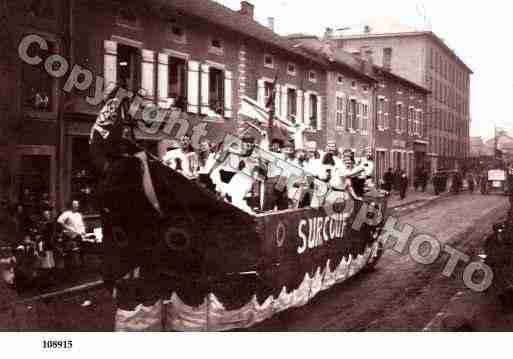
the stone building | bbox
[0,0,331,213]
[338,29,472,171]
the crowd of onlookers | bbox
[0,196,89,292]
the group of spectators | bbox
[0,197,88,291]
[381,168,410,200]
[161,133,379,214]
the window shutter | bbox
[141,49,155,98]
[104,40,117,87]
[316,95,322,130]
[347,98,352,130]
[356,102,362,130]
[280,85,288,119]
[257,79,265,105]
[224,70,233,118]
[304,91,310,127]
[157,53,169,107]
[296,89,303,124]
[200,63,210,115]
[274,84,281,115]
[187,60,200,113]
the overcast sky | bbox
[216,0,512,140]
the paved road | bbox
[1,193,508,331]
[250,193,508,331]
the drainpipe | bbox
[56,0,74,212]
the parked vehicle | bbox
[481,168,510,195]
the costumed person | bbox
[197,139,217,192]
[162,135,198,179]
[223,135,264,214]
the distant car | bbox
[481,168,509,195]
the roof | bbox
[373,65,430,94]
[149,0,327,67]
[284,36,377,82]
[338,31,473,74]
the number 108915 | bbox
[42,340,73,349]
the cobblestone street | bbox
[250,193,508,331]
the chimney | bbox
[267,17,275,31]
[239,1,254,19]
[383,47,392,71]
[324,27,334,40]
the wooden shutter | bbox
[200,63,210,115]
[157,53,169,107]
[141,49,155,98]
[296,89,303,124]
[304,91,311,127]
[274,84,281,116]
[187,60,200,113]
[280,85,288,119]
[224,70,233,118]
[316,95,322,130]
[104,40,117,87]
[347,98,352,130]
[257,79,265,105]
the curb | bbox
[16,279,104,305]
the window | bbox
[429,48,434,69]
[264,81,274,105]
[117,43,141,91]
[264,54,274,68]
[362,103,369,131]
[408,107,415,135]
[362,85,369,92]
[116,6,140,29]
[171,26,186,43]
[337,75,344,84]
[168,56,187,110]
[22,38,56,112]
[209,67,224,114]
[377,98,385,129]
[287,63,296,76]
[308,93,318,128]
[418,111,424,137]
[172,26,184,37]
[335,94,345,129]
[351,80,357,89]
[349,99,358,130]
[287,88,297,122]
[308,70,317,83]
[210,38,223,55]
[395,103,403,132]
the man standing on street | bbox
[399,170,409,200]
[57,200,86,271]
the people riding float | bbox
[163,135,198,179]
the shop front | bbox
[0,145,56,216]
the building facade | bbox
[1,0,334,214]
[338,31,472,171]
[372,66,429,184]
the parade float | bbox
[94,92,389,331]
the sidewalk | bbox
[387,184,454,212]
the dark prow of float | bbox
[102,154,387,331]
